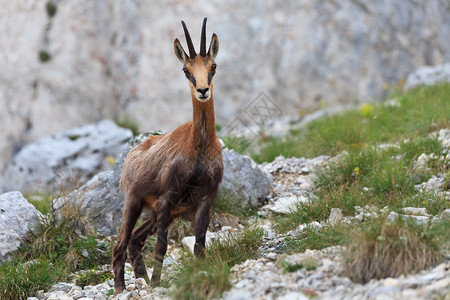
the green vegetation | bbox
[114,116,140,136]
[170,228,264,300]
[0,204,111,300]
[250,83,450,163]
[46,2,57,17]
[281,256,320,273]
[27,194,53,215]
[38,50,52,63]
[342,218,449,283]
[275,135,449,233]
[282,224,350,253]
[75,269,113,287]
[214,191,258,218]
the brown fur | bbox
[112,19,223,294]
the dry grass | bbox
[342,218,446,283]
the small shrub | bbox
[38,50,51,62]
[76,269,113,287]
[342,218,446,283]
[45,1,57,17]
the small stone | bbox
[138,290,148,297]
[107,279,114,287]
[402,207,427,216]
[265,252,277,260]
[440,208,450,220]
[117,291,131,300]
[278,292,308,300]
[126,284,136,291]
[329,208,343,224]
[301,167,310,173]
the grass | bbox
[26,194,53,215]
[248,83,450,163]
[275,136,449,233]
[342,218,448,283]
[170,227,265,300]
[0,204,111,300]
[282,224,351,253]
[75,269,113,287]
[214,191,258,218]
[0,258,66,300]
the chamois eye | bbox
[183,67,190,79]
[210,63,217,75]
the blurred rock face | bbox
[1,0,449,179]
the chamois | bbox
[112,18,223,294]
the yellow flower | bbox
[106,156,116,167]
[353,166,360,176]
[359,104,374,117]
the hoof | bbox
[114,286,125,296]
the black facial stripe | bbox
[208,72,213,85]
[190,75,196,87]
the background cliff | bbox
[1,0,449,179]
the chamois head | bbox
[174,18,219,102]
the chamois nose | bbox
[196,88,209,96]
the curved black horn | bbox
[200,17,207,57]
[181,20,196,59]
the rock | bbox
[404,63,450,90]
[0,191,41,260]
[278,292,308,300]
[1,120,132,194]
[401,207,427,216]
[440,209,450,220]
[52,170,123,236]
[220,149,273,209]
[328,208,344,224]
[415,174,445,192]
[387,212,429,226]
[266,195,308,214]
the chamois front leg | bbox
[194,192,217,257]
[150,197,174,287]
[112,196,143,294]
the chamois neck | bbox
[190,94,217,150]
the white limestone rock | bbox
[0,191,41,261]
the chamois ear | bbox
[174,38,188,64]
[207,33,219,61]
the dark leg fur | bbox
[112,197,143,294]
[193,201,212,257]
[128,214,157,283]
[150,200,173,287]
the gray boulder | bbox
[221,149,273,209]
[55,133,272,235]
[404,63,450,90]
[1,120,133,194]
[0,191,41,260]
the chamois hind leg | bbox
[150,198,174,287]
[128,212,157,283]
[112,196,143,294]
[193,199,213,257]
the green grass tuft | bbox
[170,227,264,300]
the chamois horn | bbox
[200,17,207,57]
[181,20,196,59]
